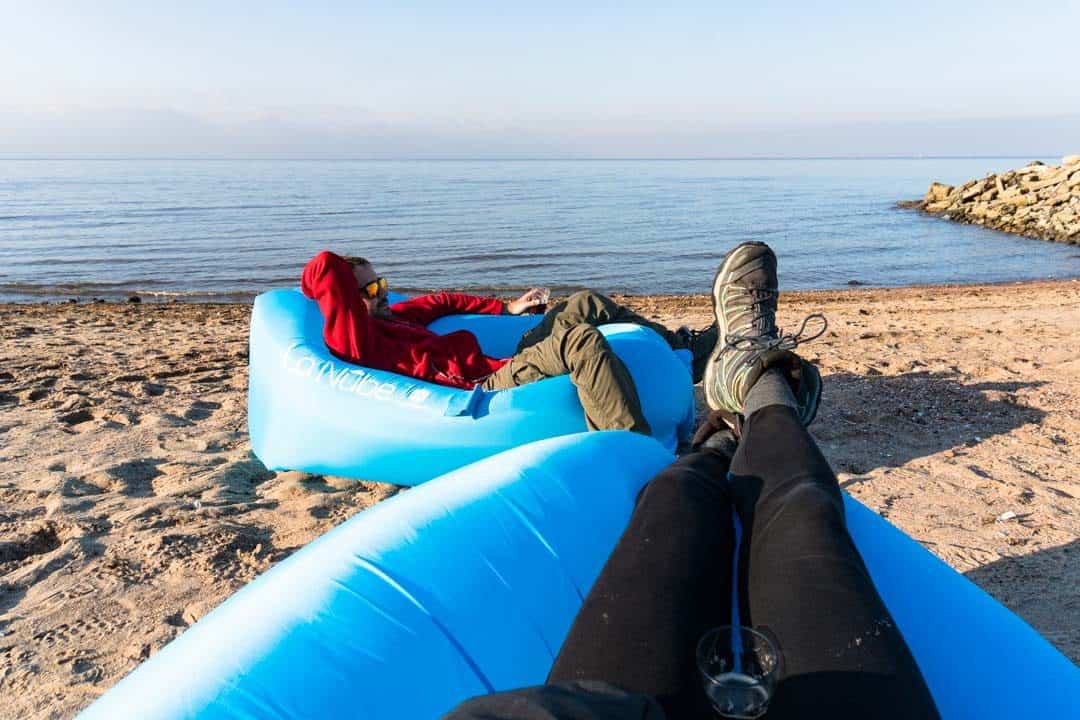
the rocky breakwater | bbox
[901,155,1080,244]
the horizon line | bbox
[0,154,1060,162]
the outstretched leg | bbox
[729,375,939,719]
[483,322,651,434]
[516,290,683,352]
[548,448,736,719]
[700,240,938,719]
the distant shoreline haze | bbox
[0,109,1076,160]
[0,156,1066,162]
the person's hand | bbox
[506,288,549,315]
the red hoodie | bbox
[300,251,510,389]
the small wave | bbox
[444,249,603,263]
[0,282,261,304]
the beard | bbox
[371,299,392,319]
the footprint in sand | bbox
[0,583,28,619]
[58,408,95,428]
[100,459,165,497]
[153,368,192,381]
[140,382,168,397]
[102,410,141,428]
[60,477,109,498]
[183,400,221,422]
[27,387,53,402]
[0,523,62,567]
[144,412,192,428]
[202,457,275,502]
[33,614,121,652]
[20,375,59,403]
[99,551,146,584]
[67,655,104,683]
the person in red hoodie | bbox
[301,250,718,435]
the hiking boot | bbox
[702,241,827,425]
[790,355,823,427]
[676,324,718,384]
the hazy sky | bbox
[2,1,1078,157]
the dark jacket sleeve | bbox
[391,291,506,326]
[300,250,376,365]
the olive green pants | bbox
[482,291,682,434]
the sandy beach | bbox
[2,279,1078,719]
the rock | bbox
[182,600,215,625]
[127,295,141,303]
[846,280,866,286]
[124,642,151,661]
[906,159,1079,245]
[924,182,953,203]
[960,179,988,201]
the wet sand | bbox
[2,279,1078,718]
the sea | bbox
[1,158,1078,302]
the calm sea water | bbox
[1,158,1078,302]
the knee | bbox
[564,289,605,311]
[569,289,600,302]
[639,464,726,509]
[561,323,608,355]
[767,476,844,523]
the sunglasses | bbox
[361,276,389,299]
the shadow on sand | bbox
[808,370,1046,479]
[963,538,1080,664]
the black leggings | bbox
[547,404,940,719]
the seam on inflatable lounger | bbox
[493,489,587,604]
[473,551,557,660]
[436,493,561,661]
[227,681,295,720]
[352,556,496,694]
[326,578,411,661]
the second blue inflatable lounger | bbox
[248,289,696,485]
[78,432,1079,719]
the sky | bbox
[2,0,1078,158]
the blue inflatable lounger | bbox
[248,289,696,485]
[79,432,1079,719]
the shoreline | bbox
[2,279,1078,718]
[3,274,1079,307]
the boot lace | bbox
[725,307,828,360]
